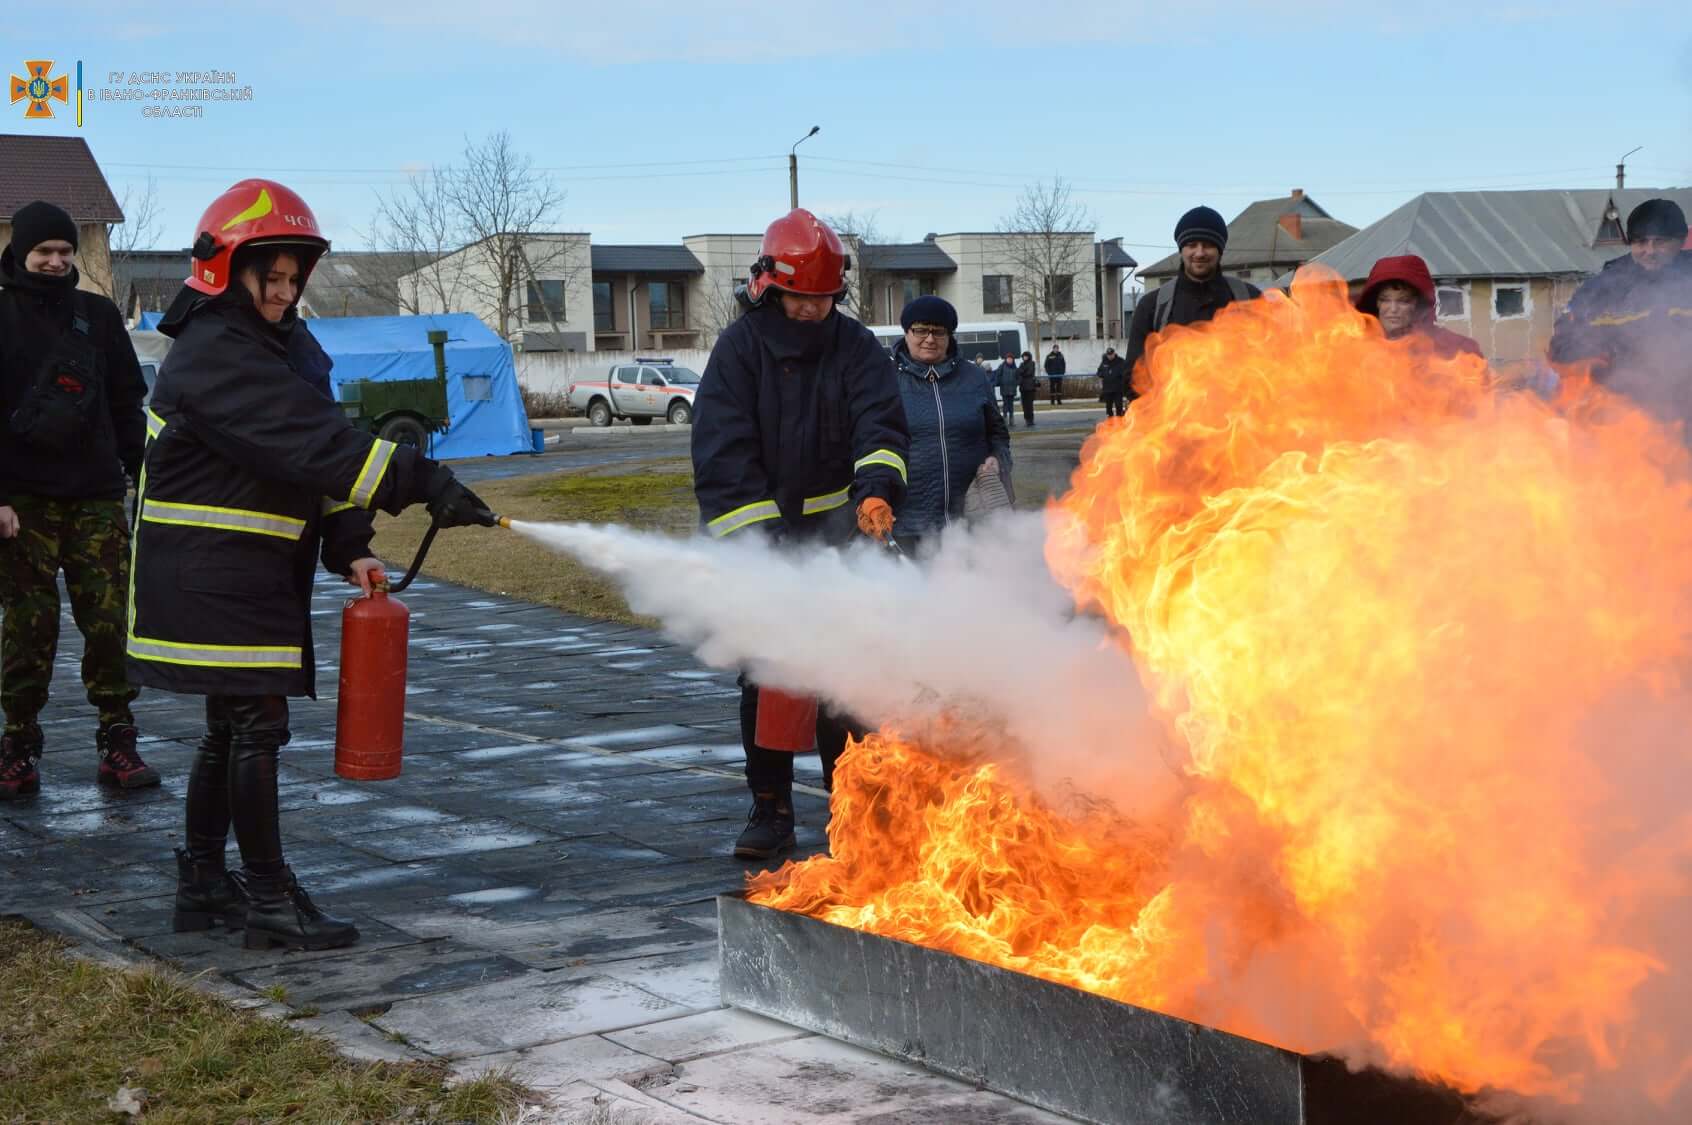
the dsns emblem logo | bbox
[9,61,69,119]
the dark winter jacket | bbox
[891,340,1010,537]
[1125,272,1261,375]
[691,302,908,544]
[1550,252,1692,426]
[128,287,438,698]
[0,249,147,505]
[996,360,1019,396]
[1044,351,1066,377]
[1096,353,1129,396]
[1356,255,1483,360]
[1017,358,1038,395]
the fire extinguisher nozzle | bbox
[496,515,512,529]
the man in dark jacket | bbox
[996,353,1019,426]
[691,208,908,860]
[892,296,1011,556]
[1017,351,1038,426]
[1550,199,1692,431]
[1043,344,1066,404]
[1125,205,1260,381]
[0,201,156,799]
[1096,346,1129,417]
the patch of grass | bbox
[0,920,533,1124]
[370,459,697,626]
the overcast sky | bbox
[5,1,1690,275]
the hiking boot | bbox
[242,867,359,951]
[734,791,796,860]
[0,728,42,800]
[97,723,161,789]
[172,847,247,932]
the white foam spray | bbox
[507,513,1175,810]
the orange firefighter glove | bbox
[856,496,895,543]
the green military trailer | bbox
[334,328,452,451]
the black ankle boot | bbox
[242,867,359,951]
[734,791,796,860]
[172,847,246,932]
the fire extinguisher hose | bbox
[384,512,511,594]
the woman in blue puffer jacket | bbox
[890,296,1012,557]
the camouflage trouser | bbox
[0,496,138,733]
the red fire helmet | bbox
[746,208,850,303]
[184,179,330,296]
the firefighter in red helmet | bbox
[131,180,496,951]
[691,208,910,859]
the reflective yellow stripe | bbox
[128,635,303,669]
[145,408,167,439]
[1669,308,1692,319]
[707,499,780,537]
[141,500,306,541]
[854,448,908,483]
[321,498,358,517]
[349,439,398,508]
[802,487,850,516]
[1590,311,1649,327]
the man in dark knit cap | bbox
[1551,198,1692,431]
[0,201,155,799]
[1124,204,1259,380]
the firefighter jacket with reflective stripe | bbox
[1550,252,1692,428]
[691,303,908,544]
[128,295,436,697]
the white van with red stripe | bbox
[566,359,698,427]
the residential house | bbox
[1140,190,1357,291]
[401,233,593,352]
[397,227,1137,353]
[305,251,431,318]
[590,244,705,352]
[0,133,125,297]
[1298,187,1692,364]
[112,248,187,325]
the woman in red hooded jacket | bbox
[1355,255,1482,360]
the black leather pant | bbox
[185,695,291,877]
[739,679,857,794]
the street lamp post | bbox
[790,125,819,209]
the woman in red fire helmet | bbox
[132,179,495,952]
[690,208,910,860]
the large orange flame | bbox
[749,271,1692,1113]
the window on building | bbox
[1435,283,1469,320]
[899,276,938,308]
[461,375,493,402]
[527,279,565,323]
[648,280,686,330]
[983,274,1013,314]
[1045,274,1074,313]
[1492,284,1528,320]
[592,281,613,332]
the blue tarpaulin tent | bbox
[137,311,164,331]
[305,314,531,459]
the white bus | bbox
[868,320,1029,367]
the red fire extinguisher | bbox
[755,685,819,752]
[334,515,507,780]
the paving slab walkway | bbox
[1,570,1070,1124]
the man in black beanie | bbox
[1551,197,1692,430]
[0,200,156,798]
[1123,204,1259,379]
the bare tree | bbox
[997,178,1096,355]
[446,131,578,342]
[366,132,583,344]
[99,175,164,308]
[363,171,467,315]
[821,209,889,323]
[695,275,746,344]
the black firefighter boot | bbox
[97,722,161,789]
[172,847,246,932]
[242,867,359,951]
[734,790,797,860]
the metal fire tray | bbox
[718,894,1492,1125]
